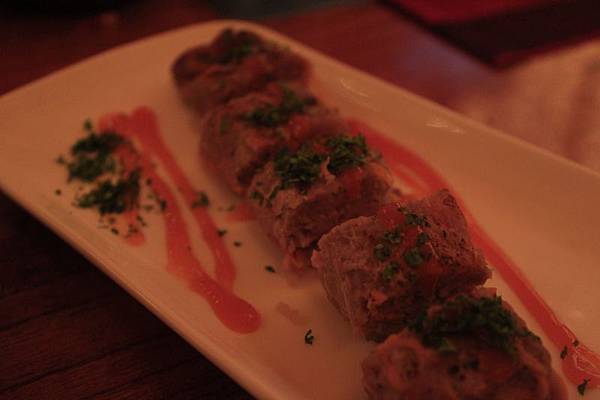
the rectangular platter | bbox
[1,20,599,400]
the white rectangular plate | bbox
[1,20,599,400]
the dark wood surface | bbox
[1,1,599,399]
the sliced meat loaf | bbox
[248,134,392,270]
[362,289,560,400]
[172,28,308,112]
[311,190,490,341]
[201,82,348,195]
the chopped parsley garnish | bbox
[560,346,568,359]
[325,135,369,174]
[416,232,429,246]
[244,87,310,127]
[382,261,400,281]
[147,191,167,212]
[71,129,123,154]
[304,329,314,345]
[217,229,228,237]
[374,228,404,264]
[216,30,259,64]
[192,191,210,208]
[412,295,533,355]
[382,228,403,245]
[270,133,371,196]
[66,124,125,182]
[274,146,325,193]
[578,379,590,395]
[374,243,391,261]
[75,169,141,214]
[265,265,276,273]
[403,247,424,267]
[405,212,428,227]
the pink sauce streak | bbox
[349,119,600,389]
[99,109,260,334]
[126,108,237,289]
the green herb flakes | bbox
[374,243,391,261]
[217,229,228,237]
[416,232,429,246]
[274,146,325,193]
[76,169,141,215]
[382,228,403,245]
[405,212,428,227]
[578,379,590,396]
[413,295,532,355]
[560,346,568,359]
[192,191,210,208]
[265,265,276,273]
[304,329,314,345]
[403,247,424,267]
[325,134,369,175]
[382,262,400,281]
[244,87,308,127]
[63,122,125,182]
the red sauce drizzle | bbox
[132,108,236,289]
[99,109,260,334]
[349,118,600,389]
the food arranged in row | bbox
[172,29,308,112]
[312,190,490,342]
[172,28,562,399]
[363,289,558,400]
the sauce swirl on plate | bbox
[350,118,599,389]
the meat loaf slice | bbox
[172,28,308,112]
[362,289,561,400]
[201,83,348,195]
[247,134,392,270]
[311,190,490,341]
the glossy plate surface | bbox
[1,20,599,400]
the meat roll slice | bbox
[247,134,392,270]
[362,289,561,400]
[172,28,308,112]
[311,190,490,341]
[202,83,348,195]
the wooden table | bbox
[1,1,599,398]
